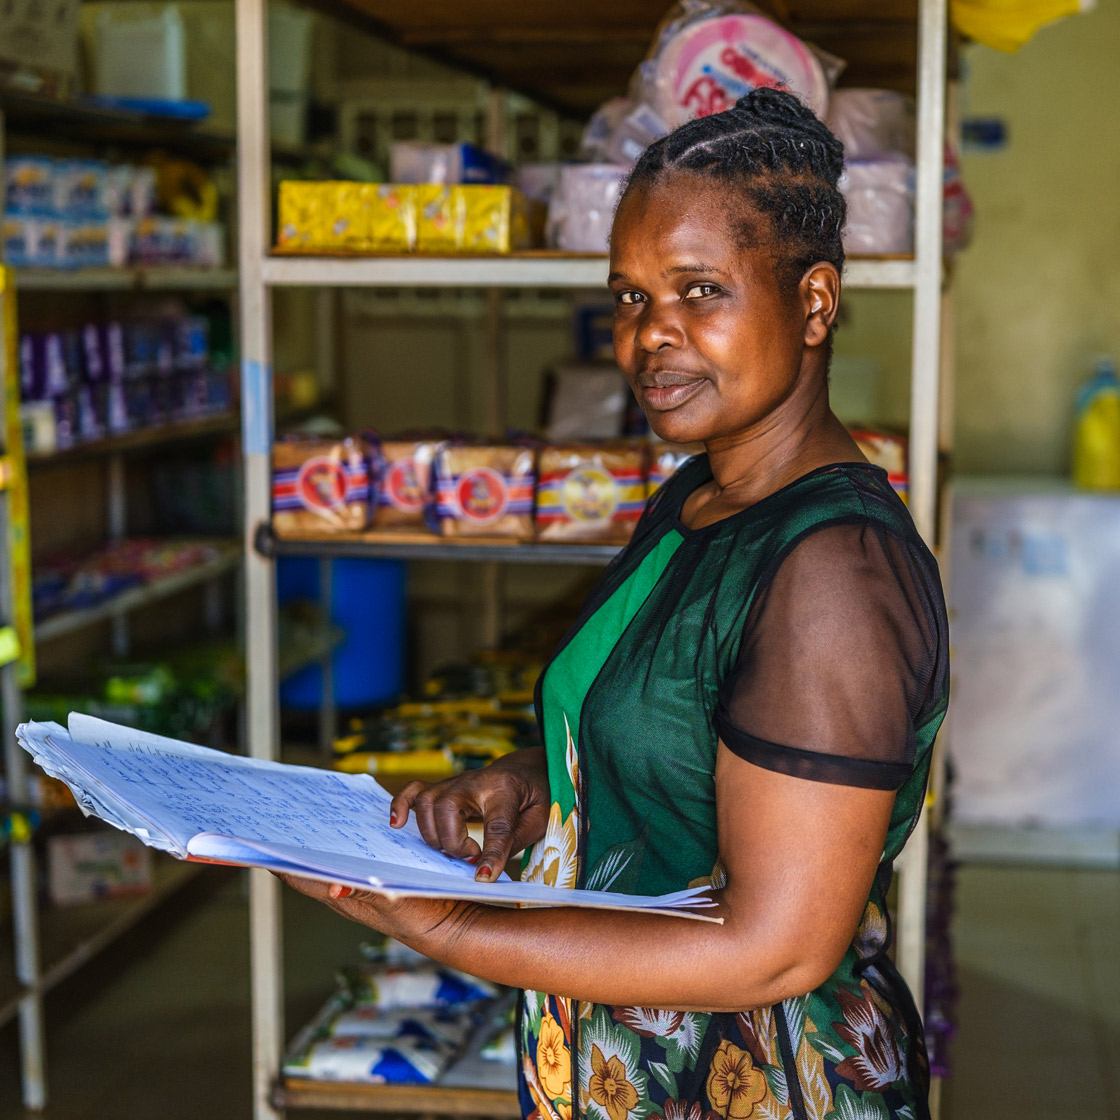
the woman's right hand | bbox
[389,746,551,883]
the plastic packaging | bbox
[535,443,647,544]
[545,164,629,252]
[432,445,536,540]
[826,89,915,160]
[949,0,1094,53]
[839,155,915,256]
[1072,357,1120,491]
[389,142,508,186]
[638,1,839,129]
[272,436,374,534]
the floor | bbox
[1,862,1117,1119]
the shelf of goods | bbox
[0,92,248,1108]
[235,0,952,1116]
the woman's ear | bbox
[801,263,841,348]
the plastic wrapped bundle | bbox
[546,165,628,252]
[647,7,832,129]
[826,88,915,160]
[432,444,536,540]
[535,443,647,544]
[372,440,439,532]
[839,155,915,257]
[272,436,373,535]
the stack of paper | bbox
[17,715,717,919]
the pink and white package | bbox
[652,13,830,129]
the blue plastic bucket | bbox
[277,556,406,710]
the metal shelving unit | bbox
[0,91,252,1109]
[234,1,951,1115]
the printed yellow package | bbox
[458,186,530,254]
[433,444,536,540]
[272,436,373,535]
[415,186,530,254]
[276,182,416,253]
[373,440,440,531]
[536,443,647,544]
[414,184,458,252]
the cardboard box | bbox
[47,830,152,906]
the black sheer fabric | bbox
[714,519,947,790]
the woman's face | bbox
[609,173,816,448]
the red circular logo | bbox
[455,467,508,524]
[297,457,347,511]
[386,458,424,512]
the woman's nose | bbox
[636,303,684,352]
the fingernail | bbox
[475,865,492,881]
[331,884,353,899]
[389,812,399,827]
[466,855,479,865]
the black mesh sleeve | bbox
[714,520,944,790]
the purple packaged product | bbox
[80,324,105,382]
[19,335,41,402]
[105,382,130,434]
[43,333,71,397]
[76,385,103,442]
[155,322,176,376]
[52,394,78,450]
[101,323,126,382]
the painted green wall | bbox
[953,4,1120,475]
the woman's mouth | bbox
[637,375,706,412]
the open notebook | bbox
[17,715,718,921]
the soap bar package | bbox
[272,436,374,535]
[433,444,536,540]
[277,181,417,253]
[535,443,647,544]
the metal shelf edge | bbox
[271,537,621,565]
[15,267,239,292]
[33,544,242,643]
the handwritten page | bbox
[16,717,717,916]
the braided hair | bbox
[622,87,846,294]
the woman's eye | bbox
[685,283,718,299]
[615,290,643,306]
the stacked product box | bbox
[19,314,228,453]
[276,181,530,255]
[3,154,224,269]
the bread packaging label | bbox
[272,437,373,534]
[433,445,535,539]
[536,444,646,543]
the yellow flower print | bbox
[705,1040,769,1119]
[522,800,578,889]
[537,1009,572,1100]
[588,1043,640,1120]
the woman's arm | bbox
[282,741,892,1012]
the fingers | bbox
[474,812,518,882]
[389,781,428,829]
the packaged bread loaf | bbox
[536,443,647,544]
[372,440,439,531]
[272,435,373,535]
[433,444,536,539]
[646,440,703,498]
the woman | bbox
[283,88,949,1120]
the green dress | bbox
[518,457,950,1120]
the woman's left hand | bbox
[274,873,468,949]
